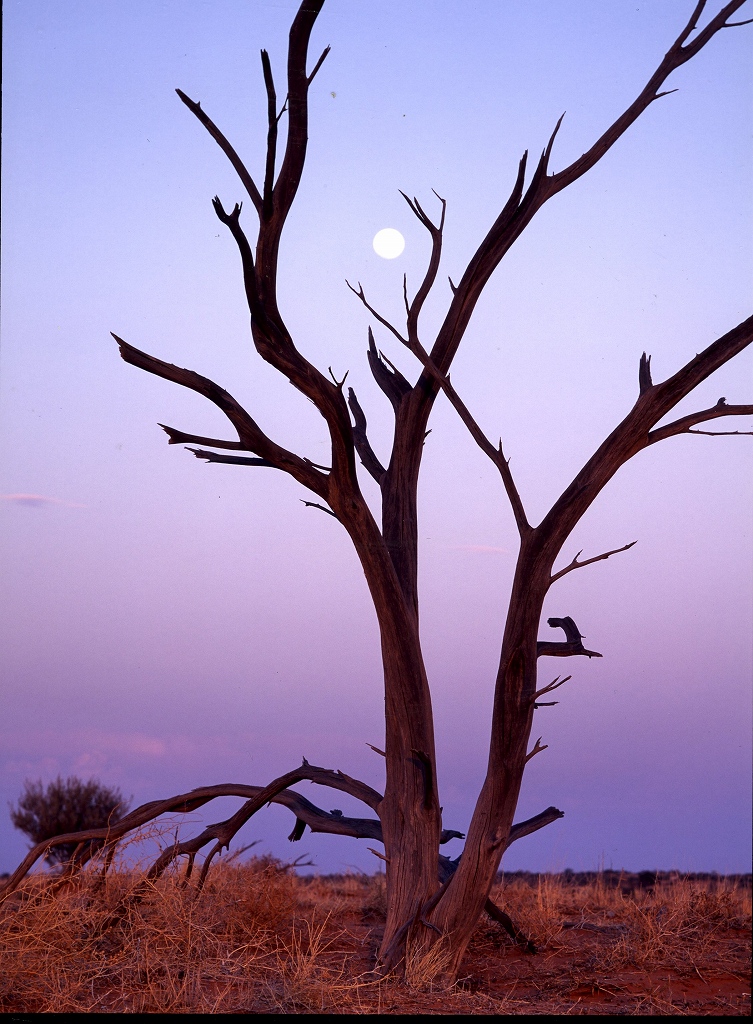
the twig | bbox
[524,737,548,763]
[301,499,339,519]
[533,675,571,701]
[346,280,408,345]
[550,541,637,585]
[175,89,263,214]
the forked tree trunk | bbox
[4,0,750,988]
[115,0,751,979]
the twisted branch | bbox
[0,762,384,901]
[537,616,602,659]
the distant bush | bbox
[9,776,129,866]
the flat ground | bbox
[0,859,750,1014]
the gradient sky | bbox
[1,0,751,877]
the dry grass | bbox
[1,854,750,1014]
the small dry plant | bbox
[596,878,751,972]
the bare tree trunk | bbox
[337,504,442,960]
[432,548,551,973]
[5,0,750,988]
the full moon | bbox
[373,228,405,259]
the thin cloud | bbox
[0,493,86,509]
[1,729,170,762]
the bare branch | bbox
[347,388,387,484]
[680,0,753,57]
[537,616,602,659]
[159,424,249,450]
[550,540,637,585]
[210,199,370,501]
[524,737,548,763]
[688,427,753,436]
[307,44,331,86]
[507,806,565,846]
[328,365,349,389]
[224,841,261,864]
[405,5,751,445]
[175,89,262,214]
[549,0,752,191]
[346,279,408,345]
[647,401,753,445]
[366,327,411,412]
[389,332,530,534]
[196,841,223,892]
[305,765,384,811]
[303,457,333,471]
[537,316,753,556]
[113,333,329,498]
[260,49,278,221]
[366,742,386,757]
[272,0,326,223]
[276,790,382,843]
[533,675,572,701]
[484,897,538,952]
[212,197,265,321]
[639,352,653,394]
[301,499,338,519]
[400,190,446,347]
[138,764,372,893]
[1,763,386,901]
[417,149,528,386]
[187,449,276,467]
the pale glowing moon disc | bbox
[373,228,405,259]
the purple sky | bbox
[1,0,751,876]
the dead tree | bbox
[3,0,751,981]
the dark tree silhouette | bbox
[2,0,751,981]
[10,776,128,868]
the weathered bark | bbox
[7,0,751,984]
